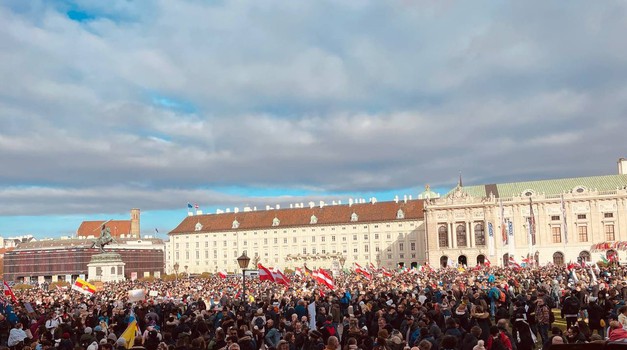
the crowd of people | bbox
[1,262,627,350]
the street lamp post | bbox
[237,252,251,304]
[173,262,179,281]
[339,256,346,271]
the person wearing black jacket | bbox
[561,291,581,330]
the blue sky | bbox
[1,1,627,239]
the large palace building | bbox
[425,159,627,267]
[168,159,627,272]
[167,198,428,274]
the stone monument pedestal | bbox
[87,253,126,282]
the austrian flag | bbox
[312,268,335,289]
[258,263,275,282]
[3,281,17,303]
[72,278,96,295]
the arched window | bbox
[310,215,318,224]
[438,226,448,248]
[272,217,280,227]
[456,224,467,247]
[579,250,591,262]
[440,256,448,268]
[503,253,509,267]
[397,209,405,219]
[232,220,240,229]
[474,223,485,246]
[195,222,203,231]
[553,252,564,265]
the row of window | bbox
[175,232,416,249]
[173,240,419,259]
[551,212,614,221]
[438,223,617,247]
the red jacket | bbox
[486,332,512,350]
[609,328,627,342]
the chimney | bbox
[619,158,627,175]
[394,195,399,204]
[276,204,280,210]
[234,207,239,213]
[266,205,271,211]
[309,201,315,209]
[225,208,231,213]
[403,195,408,203]
[187,212,193,216]
[196,210,203,215]
[130,208,140,238]
[290,204,294,208]
[319,201,325,208]
[409,195,413,200]
[244,206,252,212]
[349,198,353,207]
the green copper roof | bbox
[447,174,627,198]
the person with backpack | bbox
[321,316,337,344]
[561,291,581,330]
[486,326,511,350]
[252,309,266,334]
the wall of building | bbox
[167,219,426,273]
[425,188,627,267]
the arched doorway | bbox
[440,256,449,268]
[458,255,467,266]
[476,254,486,265]
[553,252,564,265]
[410,262,418,269]
[579,251,591,263]
[534,251,540,265]
[503,253,509,267]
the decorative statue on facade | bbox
[91,224,114,253]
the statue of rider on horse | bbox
[91,224,114,253]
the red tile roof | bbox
[169,199,424,234]
[77,220,132,237]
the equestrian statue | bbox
[91,223,115,253]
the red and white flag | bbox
[312,268,335,289]
[218,271,227,279]
[484,258,491,267]
[258,263,275,282]
[508,256,521,269]
[3,281,17,303]
[271,268,290,286]
[381,267,393,277]
[354,263,372,279]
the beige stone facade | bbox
[425,174,627,267]
[166,200,426,274]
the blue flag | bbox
[187,203,193,209]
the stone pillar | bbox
[467,221,472,247]
[450,222,455,249]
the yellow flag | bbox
[120,320,137,349]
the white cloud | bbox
[1,0,627,221]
